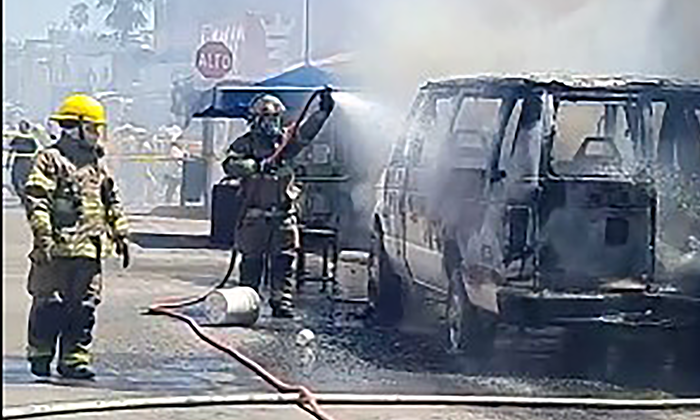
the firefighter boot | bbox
[27,295,64,378]
[58,298,97,380]
[271,305,295,318]
[58,340,96,380]
[29,357,52,378]
[57,363,95,380]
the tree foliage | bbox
[68,2,90,31]
[96,0,151,38]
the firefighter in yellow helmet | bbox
[24,94,130,379]
[222,91,334,318]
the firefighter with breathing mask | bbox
[23,94,129,379]
[222,90,334,318]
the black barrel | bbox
[210,180,243,247]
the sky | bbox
[4,0,75,41]
[2,0,153,42]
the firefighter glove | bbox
[223,157,257,178]
[115,236,130,269]
[259,157,278,174]
[29,238,54,266]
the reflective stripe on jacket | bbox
[24,136,129,259]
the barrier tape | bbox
[2,150,220,163]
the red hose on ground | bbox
[145,304,334,420]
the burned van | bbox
[368,75,700,352]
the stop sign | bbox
[196,41,233,79]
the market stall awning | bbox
[191,65,340,120]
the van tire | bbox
[367,232,404,326]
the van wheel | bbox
[367,232,404,326]
[446,268,496,355]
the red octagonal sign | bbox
[196,41,233,79]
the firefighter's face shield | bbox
[83,121,107,147]
[255,111,284,138]
[60,119,107,148]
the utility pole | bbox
[303,0,310,65]
[202,119,215,213]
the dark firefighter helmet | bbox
[249,94,286,118]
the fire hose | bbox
[264,86,331,165]
[144,305,332,420]
[145,87,337,420]
[4,394,700,419]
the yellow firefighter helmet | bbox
[50,94,107,125]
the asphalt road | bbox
[3,199,699,420]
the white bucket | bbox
[338,250,370,265]
[333,251,371,301]
[203,286,261,326]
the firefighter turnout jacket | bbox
[24,135,129,260]
[222,109,330,216]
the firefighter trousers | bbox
[26,257,102,368]
[237,214,299,310]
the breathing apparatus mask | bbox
[249,94,287,138]
[61,119,105,150]
[255,113,284,138]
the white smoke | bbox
[331,0,700,251]
[346,0,699,103]
[330,91,406,245]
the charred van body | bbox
[369,75,700,352]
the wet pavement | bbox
[217,275,700,399]
[3,201,700,419]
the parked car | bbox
[368,74,700,353]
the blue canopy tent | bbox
[191,65,340,120]
[259,64,339,87]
